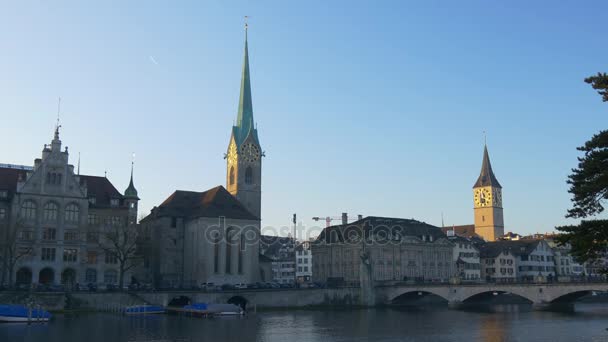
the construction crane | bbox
[312,213,363,227]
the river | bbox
[1,304,607,342]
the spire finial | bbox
[54,97,62,139]
[244,15,249,39]
[131,152,135,179]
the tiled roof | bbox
[80,175,124,207]
[315,216,447,244]
[478,240,541,258]
[0,167,28,199]
[441,225,478,238]
[148,185,257,221]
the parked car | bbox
[269,282,281,289]
[234,283,247,290]
[220,283,235,291]
[246,283,259,290]
[200,282,216,291]
[87,283,98,292]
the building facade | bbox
[447,235,481,281]
[473,145,504,241]
[479,248,518,283]
[479,240,556,282]
[296,241,313,284]
[141,29,263,289]
[0,128,137,288]
[312,217,454,285]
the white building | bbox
[447,235,481,281]
[479,248,518,283]
[296,241,313,284]
[546,238,584,279]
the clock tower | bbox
[225,26,262,219]
[473,145,504,241]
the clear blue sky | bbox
[1,1,606,238]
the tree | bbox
[556,73,608,270]
[97,222,143,290]
[0,220,34,286]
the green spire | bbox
[124,161,139,199]
[235,27,254,141]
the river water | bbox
[1,304,607,342]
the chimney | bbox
[358,214,363,221]
[447,230,455,237]
[341,213,348,225]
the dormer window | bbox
[110,199,119,207]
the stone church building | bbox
[141,28,263,288]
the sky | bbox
[0,0,606,239]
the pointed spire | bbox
[235,19,254,141]
[124,154,139,199]
[473,144,502,188]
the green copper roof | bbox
[233,30,259,146]
[124,162,139,199]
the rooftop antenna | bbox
[54,97,62,137]
[77,152,81,175]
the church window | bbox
[229,166,235,185]
[43,202,59,222]
[226,228,235,274]
[238,234,244,274]
[213,233,220,273]
[245,167,253,184]
[21,201,37,220]
[65,203,80,223]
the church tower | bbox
[473,145,504,241]
[124,160,139,225]
[226,25,262,219]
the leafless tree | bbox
[96,222,143,290]
[0,220,34,286]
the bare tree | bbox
[97,222,143,290]
[0,220,34,286]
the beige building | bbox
[0,128,138,288]
[473,145,504,241]
[312,216,453,285]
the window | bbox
[304,266,308,272]
[42,228,57,240]
[213,234,220,273]
[63,248,78,262]
[105,253,118,264]
[87,232,99,243]
[64,230,79,241]
[87,251,98,264]
[65,203,79,223]
[226,228,235,274]
[229,166,235,185]
[0,208,6,220]
[41,248,56,261]
[85,269,97,283]
[88,214,99,225]
[245,167,253,184]
[18,247,33,257]
[0,190,7,198]
[88,196,96,205]
[46,172,62,185]
[43,202,58,222]
[171,217,177,228]
[111,216,122,226]
[110,199,119,207]
[20,201,37,220]
[104,270,118,284]
[19,230,34,240]
[238,234,244,274]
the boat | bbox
[178,303,244,317]
[124,305,165,315]
[0,304,52,323]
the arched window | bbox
[43,202,59,222]
[226,228,235,274]
[104,270,118,284]
[46,172,51,184]
[20,201,37,220]
[85,269,97,283]
[238,234,245,274]
[229,166,235,185]
[245,167,253,184]
[65,203,80,223]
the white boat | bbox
[124,305,165,315]
[0,305,52,323]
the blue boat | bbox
[124,305,165,315]
[0,305,52,323]
[181,303,243,316]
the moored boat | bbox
[124,305,165,315]
[0,305,52,323]
[178,303,244,317]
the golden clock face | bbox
[227,141,238,164]
[240,143,260,163]
[474,188,492,207]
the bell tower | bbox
[225,23,262,219]
[473,145,504,241]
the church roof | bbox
[473,145,502,188]
[124,163,139,199]
[232,29,260,147]
[314,216,447,244]
[478,240,541,258]
[149,185,258,221]
[441,224,478,238]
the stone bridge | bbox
[57,282,608,312]
[376,282,608,310]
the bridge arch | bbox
[391,290,449,305]
[462,290,533,304]
[549,289,605,303]
[227,296,248,310]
